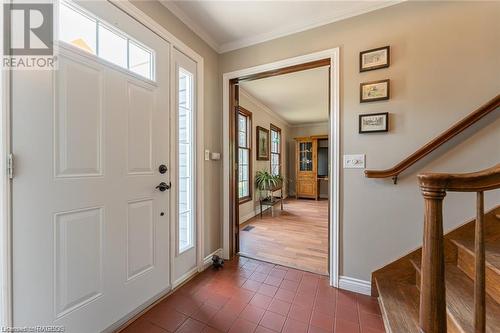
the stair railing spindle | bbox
[474,191,486,333]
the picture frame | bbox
[360,46,390,72]
[359,112,389,133]
[360,79,390,103]
[256,126,270,160]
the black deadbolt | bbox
[159,164,167,174]
[160,212,165,216]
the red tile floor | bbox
[120,257,385,333]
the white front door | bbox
[11,1,171,332]
[171,49,198,286]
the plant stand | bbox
[259,186,283,218]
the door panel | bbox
[12,1,170,331]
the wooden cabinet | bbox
[295,135,328,199]
[295,137,318,199]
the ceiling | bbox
[240,66,329,125]
[161,1,401,53]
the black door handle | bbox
[156,182,171,192]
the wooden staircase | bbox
[373,207,500,333]
[364,96,500,332]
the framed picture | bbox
[256,126,270,160]
[360,79,390,103]
[359,112,389,133]
[360,46,390,72]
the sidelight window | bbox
[178,68,194,253]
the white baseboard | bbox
[338,276,371,296]
[202,248,223,269]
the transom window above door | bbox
[58,0,155,80]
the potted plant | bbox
[255,170,283,201]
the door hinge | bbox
[7,153,13,179]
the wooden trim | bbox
[237,58,331,83]
[418,163,500,193]
[270,123,282,176]
[365,94,500,181]
[238,106,253,205]
[256,126,270,161]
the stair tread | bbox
[411,259,500,332]
[452,238,500,274]
[375,277,420,333]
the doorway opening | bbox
[223,49,340,284]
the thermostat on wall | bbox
[211,152,221,160]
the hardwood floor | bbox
[239,198,328,275]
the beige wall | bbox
[238,90,291,223]
[131,1,222,258]
[220,1,500,280]
[287,122,329,196]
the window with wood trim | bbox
[238,107,252,203]
[270,124,281,176]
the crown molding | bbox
[239,88,292,128]
[219,1,402,53]
[159,0,220,52]
[160,1,403,54]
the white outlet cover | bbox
[204,149,210,161]
[343,154,365,168]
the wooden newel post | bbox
[419,188,447,333]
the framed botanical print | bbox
[359,112,389,133]
[360,46,390,72]
[360,79,390,103]
[256,126,269,160]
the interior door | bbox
[171,49,198,286]
[11,1,170,331]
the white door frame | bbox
[0,0,205,328]
[222,48,341,287]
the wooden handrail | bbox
[365,95,500,183]
[418,164,500,192]
[417,164,500,333]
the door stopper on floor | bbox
[212,255,224,269]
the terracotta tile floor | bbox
[120,257,385,333]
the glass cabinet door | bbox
[299,141,313,171]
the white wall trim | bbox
[223,48,340,288]
[201,248,223,270]
[159,0,220,52]
[239,88,292,127]
[338,276,372,296]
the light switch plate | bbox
[343,154,365,168]
[204,150,210,161]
